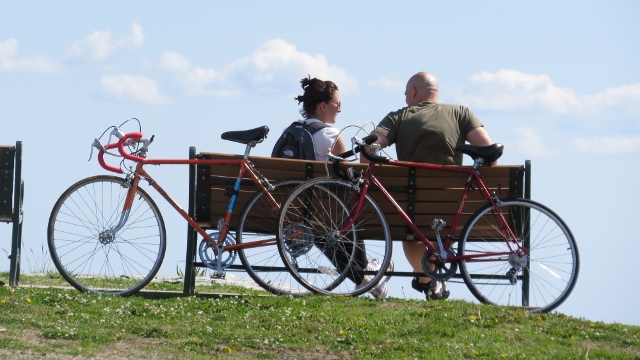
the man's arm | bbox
[466,127,497,165]
[466,127,493,146]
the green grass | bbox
[1,273,639,359]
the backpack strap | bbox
[302,121,331,134]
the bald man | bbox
[366,71,495,300]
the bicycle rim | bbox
[47,175,166,295]
[458,198,579,312]
[277,179,392,296]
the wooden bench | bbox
[184,148,530,292]
[0,142,24,286]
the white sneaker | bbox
[357,259,394,299]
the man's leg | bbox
[403,240,449,300]
[402,240,430,284]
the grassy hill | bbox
[1,273,638,359]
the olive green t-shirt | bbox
[374,102,484,165]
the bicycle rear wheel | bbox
[457,198,579,313]
[236,179,311,295]
[48,175,166,295]
[277,178,392,296]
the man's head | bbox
[404,72,439,106]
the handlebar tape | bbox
[332,135,385,180]
[117,132,144,162]
[334,134,379,159]
[358,134,389,164]
[97,131,144,174]
[98,141,124,174]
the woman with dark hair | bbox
[294,76,348,159]
[293,76,393,299]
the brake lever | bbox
[110,128,125,139]
[88,138,120,161]
[104,127,125,149]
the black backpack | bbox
[271,121,330,160]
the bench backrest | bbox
[0,145,16,222]
[194,153,526,240]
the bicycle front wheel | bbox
[458,198,579,313]
[277,178,392,296]
[236,179,311,295]
[48,175,166,295]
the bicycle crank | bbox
[198,233,238,277]
[421,247,458,281]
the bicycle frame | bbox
[104,140,281,256]
[339,158,525,263]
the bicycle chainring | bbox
[421,246,458,282]
[198,233,237,271]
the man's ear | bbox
[410,85,418,100]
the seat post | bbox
[242,142,256,159]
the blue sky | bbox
[1,1,639,326]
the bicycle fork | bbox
[99,174,137,244]
[99,211,131,244]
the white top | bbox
[304,119,340,161]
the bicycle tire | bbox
[236,179,311,295]
[277,178,393,296]
[47,175,166,295]
[457,198,579,313]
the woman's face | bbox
[322,91,341,123]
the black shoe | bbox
[411,277,450,300]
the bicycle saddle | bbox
[455,143,504,163]
[221,126,270,144]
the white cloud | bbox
[159,51,237,97]
[68,23,145,61]
[455,69,640,116]
[101,75,167,104]
[582,83,640,115]
[0,38,60,73]
[573,135,640,154]
[159,52,191,72]
[368,76,405,91]
[159,39,357,98]
[228,39,358,93]
[514,127,557,158]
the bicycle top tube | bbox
[96,126,270,174]
[330,135,503,182]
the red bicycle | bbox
[47,120,389,296]
[277,135,579,312]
